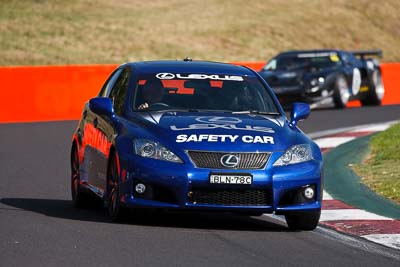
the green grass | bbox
[353,123,400,204]
[1,0,400,65]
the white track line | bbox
[362,234,400,250]
[320,209,393,222]
[348,123,394,133]
[314,137,355,148]
[307,120,399,139]
[310,122,400,250]
[322,190,334,200]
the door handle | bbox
[93,118,98,128]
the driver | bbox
[216,81,241,110]
[137,80,164,110]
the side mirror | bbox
[290,102,310,126]
[89,97,114,117]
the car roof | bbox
[123,60,257,76]
[276,49,343,57]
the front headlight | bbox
[310,77,325,87]
[133,139,183,163]
[273,144,313,166]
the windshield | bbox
[132,73,279,113]
[265,54,342,71]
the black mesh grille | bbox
[188,188,271,206]
[187,151,271,169]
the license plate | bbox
[210,174,252,185]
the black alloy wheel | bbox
[107,154,128,222]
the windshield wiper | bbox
[161,109,201,112]
[232,110,281,115]
[136,108,201,113]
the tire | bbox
[285,211,320,231]
[71,144,89,208]
[361,69,384,106]
[333,75,350,109]
[106,153,128,222]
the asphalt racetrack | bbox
[1,105,400,266]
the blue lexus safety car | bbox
[71,59,323,230]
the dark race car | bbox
[71,60,323,230]
[258,49,385,109]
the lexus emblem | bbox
[220,154,240,168]
[155,73,175,79]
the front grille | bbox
[188,188,271,206]
[187,151,270,169]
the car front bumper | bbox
[272,84,334,106]
[117,153,322,214]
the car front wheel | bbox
[106,153,128,222]
[333,75,350,109]
[285,211,320,231]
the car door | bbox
[83,68,123,195]
[90,67,131,193]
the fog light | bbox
[303,187,314,199]
[135,183,146,194]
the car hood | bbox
[129,111,305,152]
[259,70,304,87]
[259,67,339,87]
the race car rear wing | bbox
[351,50,383,59]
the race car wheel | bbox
[107,153,128,222]
[361,69,384,106]
[285,211,320,231]
[333,75,350,109]
[71,145,89,208]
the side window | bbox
[99,68,123,97]
[109,68,130,116]
[263,59,277,71]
